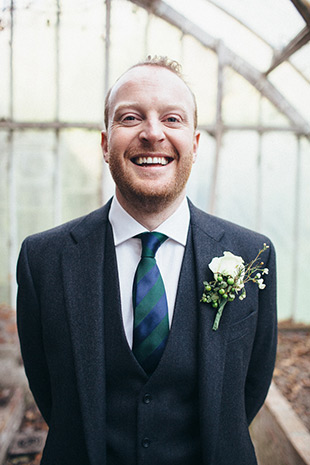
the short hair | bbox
[104,55,197,130]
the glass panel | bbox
[214,131,259,230]
[187,131,216,211]
[109,0,148,85]
[59,0,105,122]
[290,42,310,82]
[14,130,56,243]
[0,6,11,120]
[13,1,57,121]
[222,68,261,125]
[146,14,182,62]
[102,160,115,204]
[0,131,10,303]
[269,62,310,126]
[296,138,310,323]
[260,132,298,321]
[60,129,103,222]
[183,36,217,126]
[260,97,291,127]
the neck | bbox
[115,190,186,231]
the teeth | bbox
[135,157,169,166]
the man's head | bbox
[101,56,200,216]
[104,56,198,131]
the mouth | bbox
[131,155,173,166]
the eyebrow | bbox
[113,103,188,117]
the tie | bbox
[132,232,169,375]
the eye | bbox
[119,113,142,126]
[123,115,136,121]
[163,115,182,125]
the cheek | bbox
[112,127,137,141]
[172,134,195,153]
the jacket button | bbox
[143,393,152,404]
[142,437,150,448]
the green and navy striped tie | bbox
[132,232,169,375]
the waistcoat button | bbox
[143,393,152,404]
[142,437,151,448]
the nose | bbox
[139,118,165,144]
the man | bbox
[17,56,277,465]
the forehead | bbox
[108,66,195,117]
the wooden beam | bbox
[265,26,310,75]
[290,0,310,25]
[0,121,102,130]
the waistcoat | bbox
[104,223,202,465]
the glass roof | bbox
[204,0,305,48]
[139,0,310,127]
[165,0,306,50]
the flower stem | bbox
[212,300,227,331]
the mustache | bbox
[124,144,179,159]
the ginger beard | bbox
[107,143,195,214]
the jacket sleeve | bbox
[16,239,52,425]
[245,241,277,424]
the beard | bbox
[107,146,194,214]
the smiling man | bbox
[17,56,277,465]
[102,61,199,227]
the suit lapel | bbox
[61,202,112,465]
[189,201,231,464]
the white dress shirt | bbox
[108,196,190,348]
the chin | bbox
[121,185,184,213]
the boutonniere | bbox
[201,244,269,331]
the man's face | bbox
[101,65,200,213]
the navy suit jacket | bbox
[17,199,277,465]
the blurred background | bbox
[1,0,310,324]
[0,1,310,464]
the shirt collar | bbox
[109,195,190,247]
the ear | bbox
[192,131,200,163]
[101,131,109,163]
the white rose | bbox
[209,251,245,279]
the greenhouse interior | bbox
[0,0,310,320]
[0,1,310,464]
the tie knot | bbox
[137,232,168,258]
